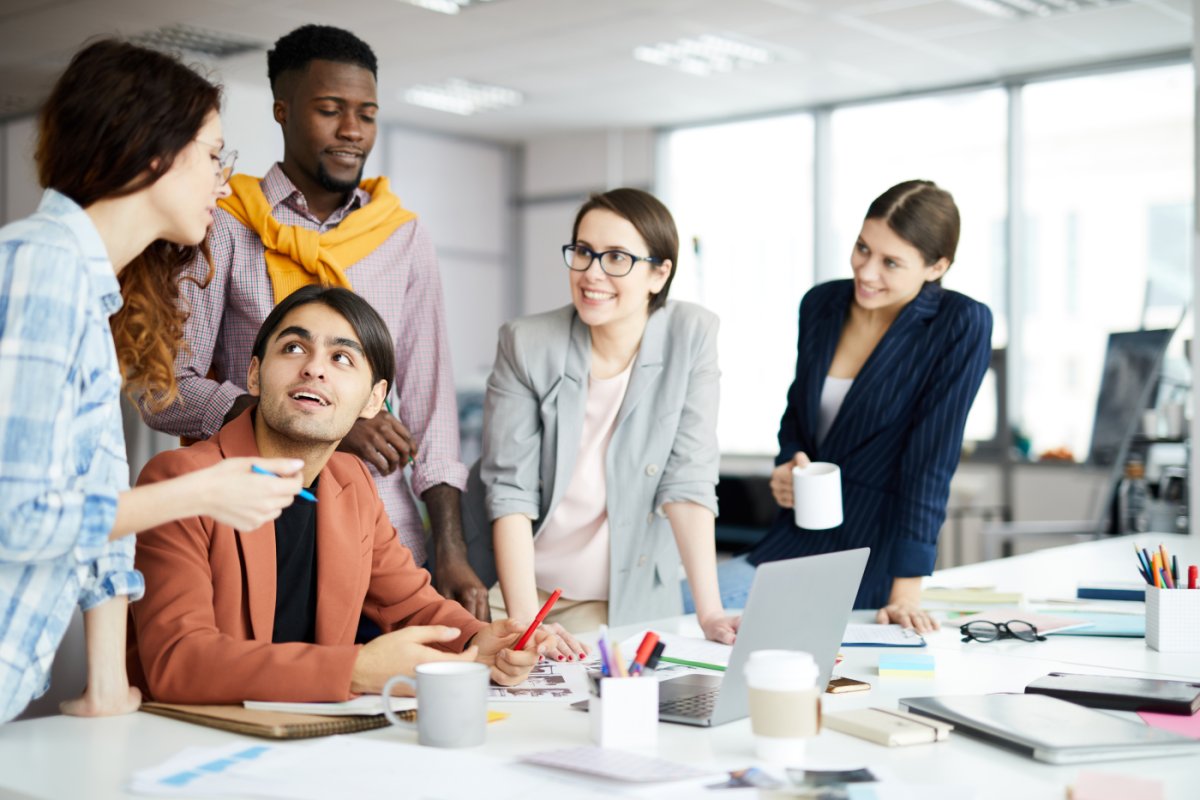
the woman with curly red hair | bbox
[0,39,307,723]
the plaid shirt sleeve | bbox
[140,225,246,439]
[394,221,468,496]
[0,238,118,564]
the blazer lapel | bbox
[215,411,280,642]
[616,308,666,429]
[825,283,943,451]
[548,314,590,514]
[805,286,848,453]
[237,524,278,642]
[313,466,361,643]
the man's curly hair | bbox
[267,25,378,96]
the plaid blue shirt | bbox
[0,189,145,723]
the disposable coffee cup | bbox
[792,462,843,530]
[382,661,489,748]
[744,650,820,765]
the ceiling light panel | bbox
[403,78,523,115]
[128,24,263,59]
[399,0,497,14]
[953,0,1132,19]
[633,34,774,77]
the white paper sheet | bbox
[243,695,416,716]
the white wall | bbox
[1,115,39,224]
[518,129,657,315]
[385,127,516,389]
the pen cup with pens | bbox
[588,630,661,749]
[1135,543,1200,653]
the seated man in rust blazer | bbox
[128,286,553,704]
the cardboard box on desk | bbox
[1145,586,1200,653]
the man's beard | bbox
[317,161,364,194]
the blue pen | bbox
[251,465,317,502]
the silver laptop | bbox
[656,548,869,727]
[900,694,1200,764]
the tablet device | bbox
[1025,672,1200,715]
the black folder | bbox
[1025,672,1200,715]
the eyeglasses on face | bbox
[562,244,662,278]
[959,620,1047,643]
[196,138,238,186]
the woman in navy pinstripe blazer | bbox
[685,180,991,633]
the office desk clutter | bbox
[1133,541,1200,652]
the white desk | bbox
[2,535,1198,800]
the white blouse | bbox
[817,376,854,446]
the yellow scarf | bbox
[219,174,417,303]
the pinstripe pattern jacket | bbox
[749,279,992,609]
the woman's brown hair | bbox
[865,180,960,282]
[571,188,679,313]
[35,39,221,412]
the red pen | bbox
[514,588,563,651]
[629,632,660,675]
[1189,565,1197,590]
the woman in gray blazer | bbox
[461,189,738,660]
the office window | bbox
[1017,64,1193,460]
[829,90,1008,445]
[663,114,814,455]
[829,89,1009,348]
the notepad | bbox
[1069,770,1164,799]
[878,653,935,678]
[1043,611,1145,638]
[922,586,1023,604]
[843,624,926,647]
[244,695,416,716]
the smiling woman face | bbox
[849,217,949,312]
[568,208,672,334]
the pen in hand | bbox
[251,464,317,502]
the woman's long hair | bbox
[36,39,221,412]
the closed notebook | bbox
[1025,672,1200,715]
[899,694,1200,764]
[823,707,952,746]
[140,702,402,740]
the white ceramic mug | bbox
[382,661,489,748]
[792,462,843,529]
[744,649,821,765]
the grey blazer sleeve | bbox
[653,311,720,515]
[480,321,543,521]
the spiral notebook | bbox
[140,702,402,740]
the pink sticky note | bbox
[1137,709,1200,740]
[1071,770,1164,800]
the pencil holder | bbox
[589,677,658,749]
[1145,586,1200,653]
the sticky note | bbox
[878,653,935,678]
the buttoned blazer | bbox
[127,410,484,704]
[461,301,720,626]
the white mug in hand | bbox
[792,462,843,530]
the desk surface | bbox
[3,534,1198,800]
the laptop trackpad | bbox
[659,673,723,702]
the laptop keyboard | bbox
[660,688,719,718]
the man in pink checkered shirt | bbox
[141,24,490,620]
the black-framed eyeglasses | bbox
[562,244,662,278]
[197,138,238,186]
[960,620,1048,644]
